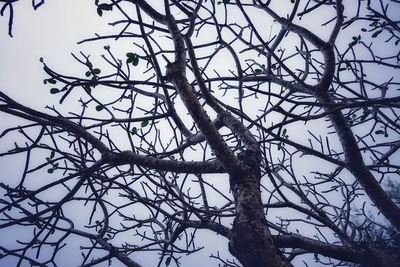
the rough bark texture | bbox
[229,151,291,267]
[359,248,400,267]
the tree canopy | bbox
[0,0,399,266]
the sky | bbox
[0,0,104,105]
[1,1,398,267]
[0,1,234,266]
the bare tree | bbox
[1,0,399,266]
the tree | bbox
[0,0,399,266]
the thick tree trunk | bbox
[359,248,400,267]
[229,151,291,267]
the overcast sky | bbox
[1,1,397,267]
[0,1,234,266]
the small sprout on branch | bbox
[375,129,388,137]
[97,3,113,17]
[314,253,320,262]
[45,151,55,161]
[349,35,361,47]
[360,108,370,122]
[282,128,287,137]
[44,78,57,84]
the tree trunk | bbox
[229,151,291,267]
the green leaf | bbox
[96,105,104,111]
[360,114,368,121]
[50,151,55,159]
[126,53,139,66]
[131,56,139,66]
[395,39,399,46]
[131,127,137,135]
[50,88,60,94]
[254,69,263,74]
[141,120,149,128]
[93,68,101,75]
[372,30,382,38]
[83,85,92,94]
[47,78,57,84]
[165,257,171,266]
[98,3,112,11]
[361,28,367,32]
[47,168,54,174]
[282,128,287,136]
[369,20,378,27]
[85,71,92,77]
[97,8,103,16]
[375,130,384,135]
[348,41,357,47]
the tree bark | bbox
[229,151,291,267]
[317,91,400,231]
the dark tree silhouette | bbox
[1,0,399,266]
